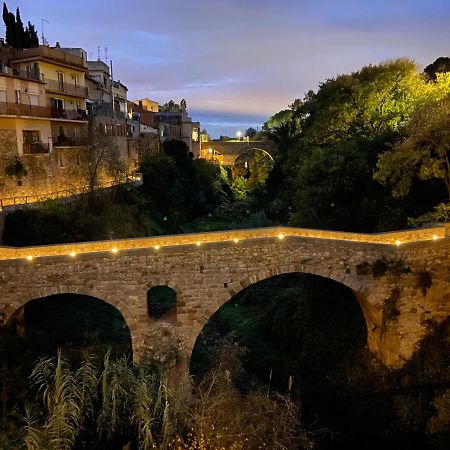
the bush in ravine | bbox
[20,341,312,449]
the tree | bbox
[162,139,192,161]
[14,7,23,49]
[2,3,15,47]
[245,127,257,138]
[375,97,450,200]
[82,125,128,201]
[424,57,450,81]
[159,100,182,113]
[2,3,38,48]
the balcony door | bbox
[57,71,64,91]
[51,98,65,118]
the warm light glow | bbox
[69,252,77,258]
[111,248,118,253]
[395,240,401,246]
[154,245,160,250]
[278,233,285,240]
[208,148,213,154]
[26,255,33,261]
[196,242,201,246]
[433,235,439,241]
[234,238,239,243]
[236,130,242,138]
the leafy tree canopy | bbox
[375,96,450,200]
[424,57,450,81]
[296,59,450,147]
[159,99,187,113]
[245,127,257,138]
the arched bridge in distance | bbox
[1,224,450,375]
[200,140,278,165]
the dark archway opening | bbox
[147,285,177,320]
[190,273,374,449]
[12,294,132,360]
[232,148,274,190]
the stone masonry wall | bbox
[1,225,450,371]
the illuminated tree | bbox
[375,97,450,200]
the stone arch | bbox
[147,285,177,321]
[185,266,377,369]
[5,287,138,359]
[231,147,275,165]
[144,279,186,319]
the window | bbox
[15,90,20,104]
[57,71,64,89]
[52,98,64,110]
[73,75,78,87]
[22,130,41,154]
[29,94,39,106]
[0,90,6,103]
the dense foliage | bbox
[264,59,450,231]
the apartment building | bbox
[154,110,200,157]
[0,45,91,202]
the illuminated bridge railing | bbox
[0,225,449,262]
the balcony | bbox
[0,102,88,121]
[0,66,45,82]
[46,79,88,97]
[23,141,50,154]
[88,102,126,119]
[50,107,87,121]
[10,46,87,69]
[53,136,88,147]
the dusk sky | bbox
[13,0,450,137]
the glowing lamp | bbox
[111,248,118,254]
[69,252,77,258]
[278,233,285,240]
[395,240,401,246]
[26,255,33,261]
[154,245,160,250]
[234,238,239,243]
[196,242,201,246]
[433,235,438,241]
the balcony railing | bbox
[11,46,87,69]
[53,136,88,147]
[0,66,44,82]
[23,141,50,154]
[0,102,88,121]
[46,79,88,97]
[88,103,126,119]
[50,107,87,120]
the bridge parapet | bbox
[0,224,447,262]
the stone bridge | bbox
[200,140,277,165]
[1,225,450,372]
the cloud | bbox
[17,0,450,137]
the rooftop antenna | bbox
[41,19,50,46]
[97,45,101,61]
[104,46,108,62]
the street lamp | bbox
[236,130,242,140]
